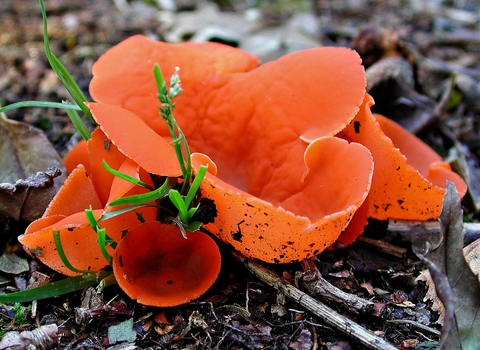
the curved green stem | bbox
[53,230,91,274]
[0,101,81,114]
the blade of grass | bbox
[168,190,189,223]
[99,204,155,221]
[53,230,90,274]
[0,101,81,114]
[0,270,111,303]
[102,160,154,190]
[39,0,94,123]
[97,228,112,264]
[85,208,115,248]
[65,102,91,140]
[96,273,117,293]
[184,165,207,209]
[107,177,176,206]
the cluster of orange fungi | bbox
[19,36,467,307]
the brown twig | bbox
[298,257,376,314]
[231,251,397,350]
[356,236,407,258]
[387,319,441,336]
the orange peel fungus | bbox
[88,36,375,263]
[18,36,467,307]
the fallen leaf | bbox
[0,324,58,350]
[412,182,480,349]
[0,252,29,274]
[463,238,480,281]
[0,167,63,222]
[107,318,137,345]
[360,282,375,296]
[289,329,313,350]
[0,115,66,221]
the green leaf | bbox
[0,271,111,303]
[153,64,165,95]
[85,207,99,229]
[153,65,191,192]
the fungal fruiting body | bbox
[19,37,467,306]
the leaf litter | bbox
[413,183,480,349]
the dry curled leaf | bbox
[288,329,313,350]
[0,115,66,221]
[0,252,29,274]
[0,324,58,350]
[108,318,137,345]
[412,182,480,349]
[0,167,63,222]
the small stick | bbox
[231,251,397,350]
[356,236,407,258]
[387,319,441,337]
[299,258,375,313]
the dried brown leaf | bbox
[0,115,66,221]
[288,329,313,350]
[0,324,58,350]
[0,252,29,274]
[412,182,480,349]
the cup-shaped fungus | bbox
[19,128,156,275]
[113,221,221,307]
[335,94,467,246]
[338,94,466,221]
[191,137,373,263]
[87,37,374,262]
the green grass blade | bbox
[0,101,82,114]
[102,160,154,190]
[39,0,94,122]
[184,164,207,208]
[168,190,189,223]
[0,271,111,304]
[97,228,112,264]
[108,177,176,206]
[84,207,98,229]
[51,55,89,109]
[53,230,90,274]
[96,273,117,293]
[99,204,155,222]
[65,102,91,140]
